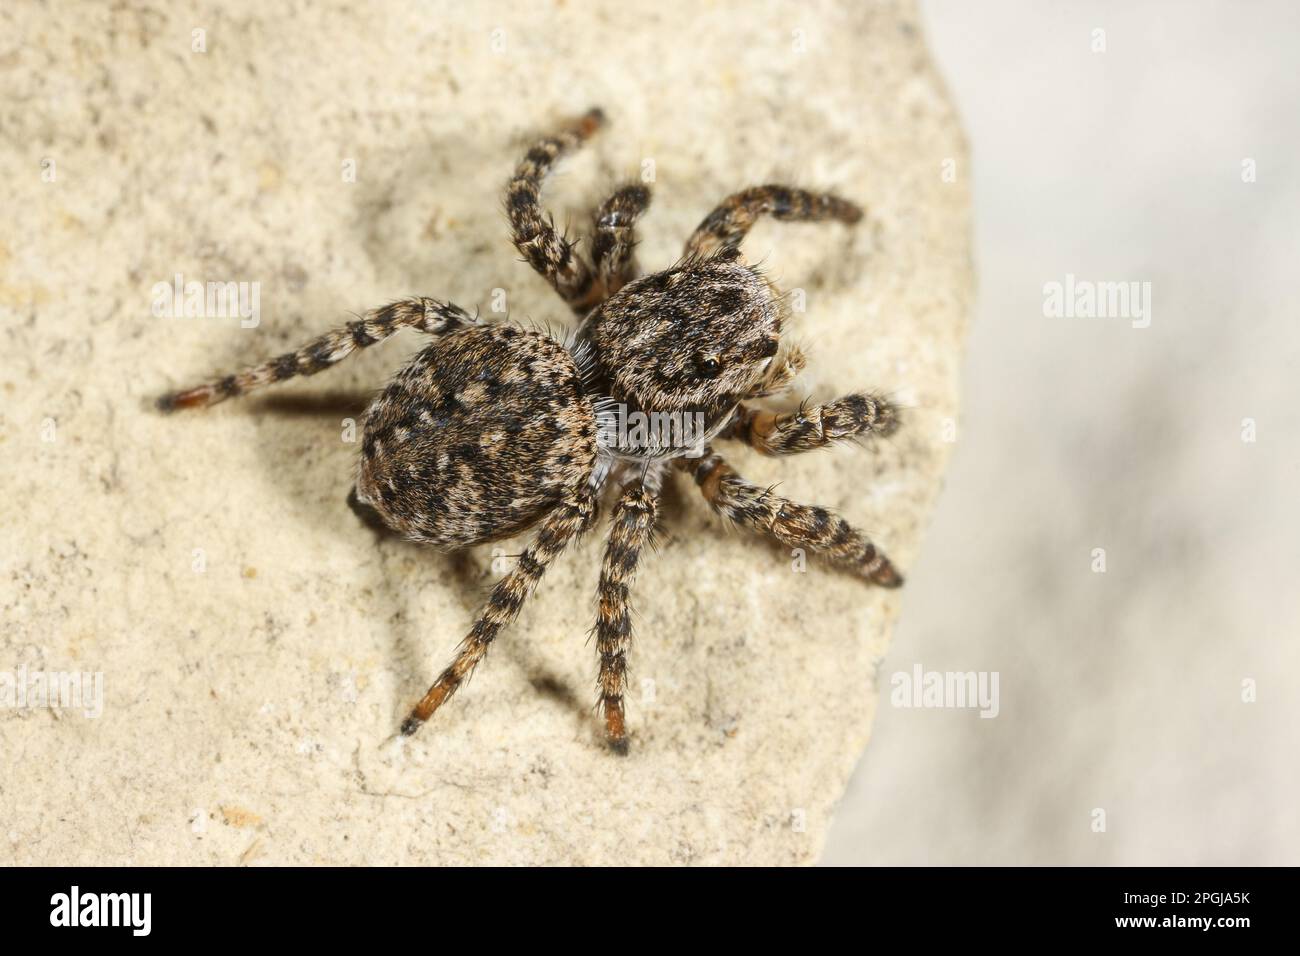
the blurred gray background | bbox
[825,0,1300,865]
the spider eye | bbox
[696,355,723,379]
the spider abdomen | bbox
[356,325,597,548]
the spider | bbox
[158,108,902,755]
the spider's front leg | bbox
[592,479,659,754]
[506,107,607,315]
[684,184,862,259]
[156,298,475,411]
[400,485,598,737]
[722,392,899,456]
[589,183,652,299]
[676,447,902,587]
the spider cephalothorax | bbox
[159,108,901,755]
[576,253,788,459]
[581,255,782,411]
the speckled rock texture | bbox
[0,0,970,864]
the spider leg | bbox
[506,107,606,315]
[745,345,807,400]
[675,447,902,587]
[156,298,475,411]
[589,183,652,299]
[721,393,899,456]
[683,185,862,259]
[592,479,658,754]
[400,485,598,737]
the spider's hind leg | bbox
[684,185,862,259]
[676,448,902,587]
[157,298,475,411]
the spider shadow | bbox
[249,390,373,418]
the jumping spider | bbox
[159,108,902,755]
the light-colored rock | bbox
[0,0,970,864]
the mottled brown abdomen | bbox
[356,324,597,548]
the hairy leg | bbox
[590,183,652,299]
[684,185,862,259]
[722,392,898,456]
[592,480,658,754]
[506,107,606,313]
[400,486,598,736]
[676,448,902,587]
[157,298,475,411]
[746,346,807,400]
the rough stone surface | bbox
[1,0,970,864]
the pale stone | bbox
[0,0,970,864]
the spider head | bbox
[579,252,783,418]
